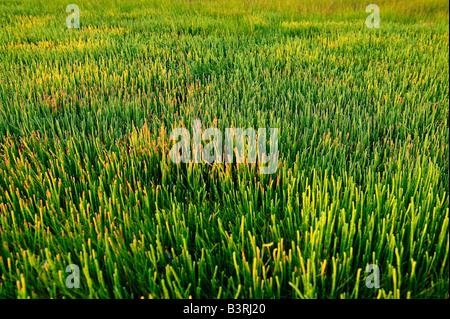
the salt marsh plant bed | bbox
[0,0,448,299]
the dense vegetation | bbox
[0,0,448,298]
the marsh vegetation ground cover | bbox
[0,0,448,298]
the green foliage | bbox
[0,0,448,299]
